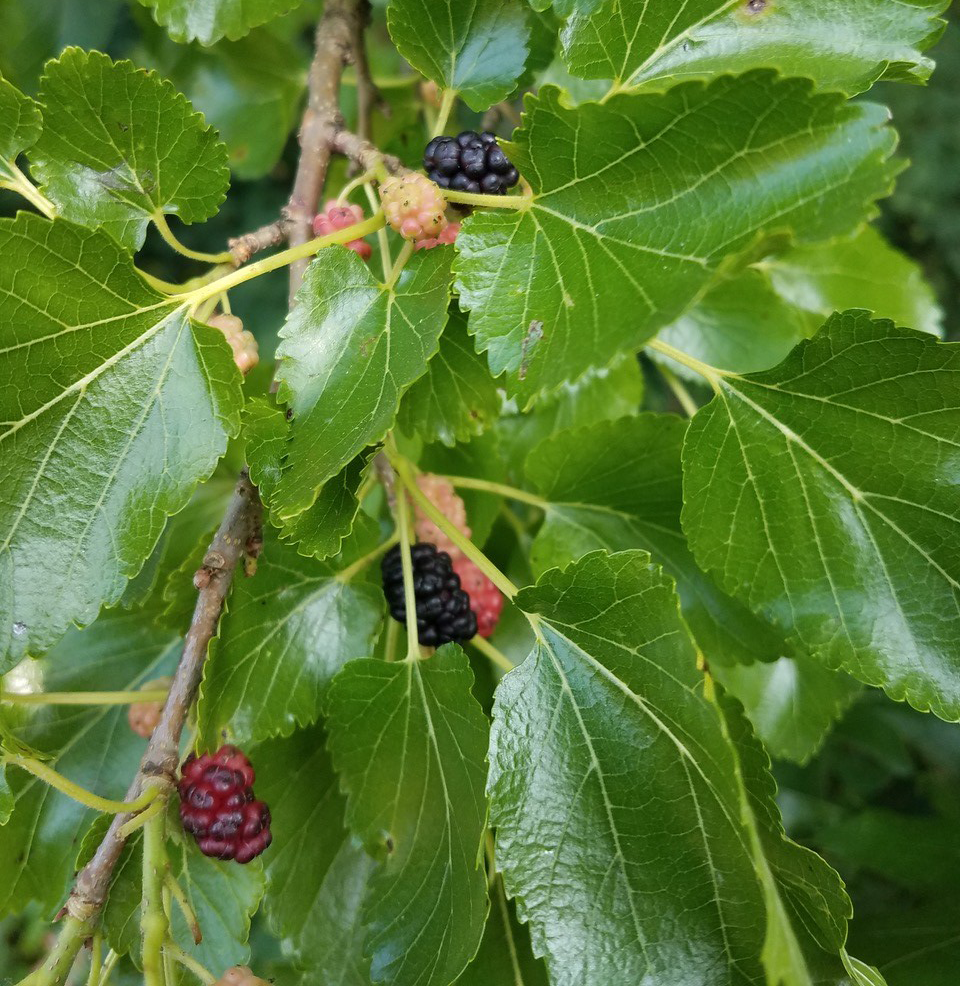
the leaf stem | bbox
[364,181,392,279]
[336,532,399,583]
[337,168,377,204]
[384,618,400,662]
[442,189,530,210]
[5,757,162,814]
[164,871,202,945]
[470,634,515,673]
[175,213,387,308]
[152,212,234,265]
[85,934,102,986]
[432,88,457,137]
[646,338,726,392]
[117,793,166,839]
[0,164,56,218]
[14,915,91,986]
[395,484,422,661]
[391,455,520,601]
[443,475,549,510]
[2,690,168,706]
[141,806,169,986]
[98,951,119,986]
[385,240,414,290]
[162,943,216,986]
[656,362,700,417]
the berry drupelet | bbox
[424,131,520,195]
[452,557,504,639]
[382,543,477,646]
[178,746,272,864]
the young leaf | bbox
[0,215,242,668]
[526,414,788,665]
[0,74,41,180]
[387,0,530,110]
[326,646,489,986]
[275,247,453,520]
[136,0,303,46]
[255,726,374,986]
[197,532,384,746]
[489,550,772,983]
[455,75,899,399]
[398,308,500,447]
[245,399,369,559]
[0,611,180,913]
[682,311,960,719]
[714,656,861,765]
[563,0,948,94]
[32,48,229,250]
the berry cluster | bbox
[414,474,472,552]
[127,677,170,740]
[215,968,269,986]
[178,746,272,864]
[206,314,259,376]
[382,543,477,646]
[410,475,504,638]
[424,131,519,195]
[380,173,449,243]
[452,557,503,639]
[413,221,460,252]
[312,200,372,260]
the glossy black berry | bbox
[423,131,520,196]
[381,543,478,646]
[178,746,272,864]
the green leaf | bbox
[526,414,787,664]
[0,74,40,179]
[245,399,369,559]
[716,692,852,974]
[455,75,899,399]
[0,768,13,826]
[456,882,548,986]
[398,308,500,447]
[490,550,774,983]
[326,646,489,986]
[136,0,304,46]
[0,215,241,667]
[32,49,229,250]
[101,822,265,972]
[713,656,861,765]
[765,226,943,338]
[682,311,960,718]
[197,532,384,746]
[0,611,179,912]
[562,0,948,94]
[387,0,530,110]
[497,354,643,468]
[655,269,817,381]
[255,726,374,986]
[141,28,307,179]
[656,226,942,383]
[275,247,453,520]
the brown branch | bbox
[284,0,366,303]
[228,220,288,265]
[67,471,262,923]
[332,130,406,177]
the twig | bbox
[66,471,261,926]
[351,0,381,152]
[332,130,405,177]
[228,220,287,265]
[285,0,366,302]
